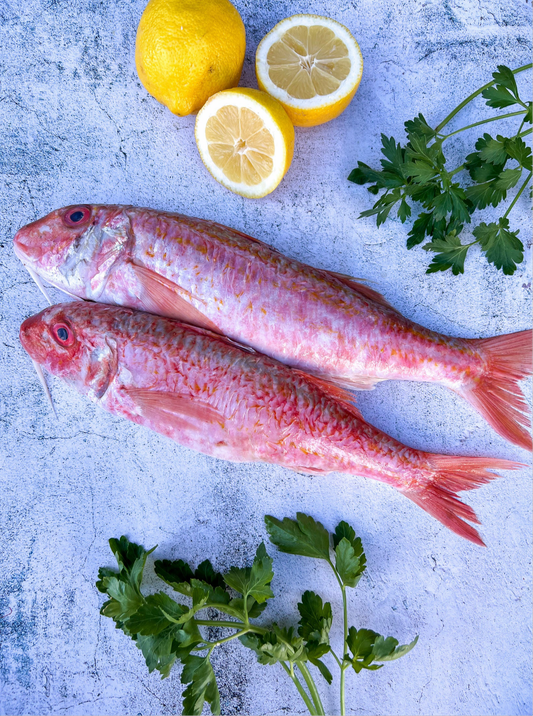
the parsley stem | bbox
[282,662,317,715]
[198,618,321,714]
[327,558,349,716]
[195,619,247,629]
[200,628,250,650]
[435,63,532,133]
[448,163,466,177]
[503,170,532,219]
[518,127,532,139]
[330,648,343,669]
[340,584,348,716]
[298,663,326,716]
[440,109,527,140]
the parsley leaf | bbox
[333,522,366,589]
[347,628,418,673]
[240,626,305,666]
[181,655,220,716]
[154,557,226,597]
[466,167,522,209]
[96,535,155,595]
[348,63,532,275]
[127,592,191,634]
[96,536,155,625]
[224,542,274,604]
[482,65,521,109]
[505,136,532,171]
[297,590,332,645]
[135,632,178,678]
[98,517,418,714]
[424,231,469,275]
[404,113,436,140]
[265,513,330,560]
[477,133,509,165]
[406,211,433,248]
[473,219,524,275]
[306,642,334,685]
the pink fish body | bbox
[14,204,532,450]
[20,302,521,545]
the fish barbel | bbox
[14,204,532,450]
[20,301,522,546]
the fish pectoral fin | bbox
[129,262,220,333]
[326,269,400,313]
[292,369,367,420]
[124,388,225,430]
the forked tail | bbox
[405,454,524,546]
[461,330,532,451]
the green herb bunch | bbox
[348,64,532,275]
[96,513,417,715]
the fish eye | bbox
[63,206,91,228]
[52,322,75,346]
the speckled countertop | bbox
[0,1,531,714]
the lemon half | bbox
[195,87,295,198]
[256,14,363,127]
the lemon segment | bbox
[256,14,363,127]
[135,0,246,117]
[195,88,295,198]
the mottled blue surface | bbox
[0,0,531,714]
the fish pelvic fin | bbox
[130,262,220,333]
[461,330,532,451]
[405,454,524,546]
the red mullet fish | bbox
[14,204,532,450]
[20,302,522,546]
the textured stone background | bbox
[0,0,532,714]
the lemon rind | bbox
[256,14,363,111]
[195,90,291,199]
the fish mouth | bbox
[14,241,81,305]
[13,223,45,263]
[20,313,48,363]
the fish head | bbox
[20,302,118,400]
[13,205,132,300]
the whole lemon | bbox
[135,0,246,116]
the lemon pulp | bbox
[195,87,294,198]
[206,106,275,186]
[266,25,351,100]
[256,14,363,127]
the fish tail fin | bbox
[461,330,532,451]
[405,454,524,546]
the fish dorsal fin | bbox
[208,222,282,253]
[326,270,398,312]
[130,262,220,333]
[184,324,258,355]
[292,369,365,420]
[124,388,225,431]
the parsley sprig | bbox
[348,64,532,275]
[97,514,417,715]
